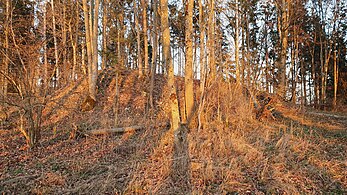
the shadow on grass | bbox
[161,125,192,194]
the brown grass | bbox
[1,72,346,194]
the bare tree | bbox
[82,0,99,101]
[160,0,180,130]
[276,0,290,98]
[102,0,109,69]
[207,0,215,79]
[184,0,194,122]
[141,0,149,74]
[134,0,143,76]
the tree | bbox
[160,0,180,130]
[82,0,99,101]
[134,0,143,76]
[276,0,290,98]
[184,0,194,122]
[141,0,149,75]
[102,0,109,69]
[207,0,216,79]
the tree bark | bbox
[198,0,206,130]
[184,0,194,122]
[82,0,98,100]
[333,50,338,109]
[134,0,143,76]
[102,0,108,69]
[51,0,59,88]
[311,32,318,107]
[141,0,149,74]
[277,0,290,98]
[149,0,158,108]
[2,0,10,97]
[43,2,48,93]
[62,2,67,77]
[235,0,240,84]
[160,0,180,131]
[207,0,215,79]
[92,0,100,99]
[199,0,205,93]
[82,0,93,97]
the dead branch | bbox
[86,122,170,135]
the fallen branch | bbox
[86,122,170,135]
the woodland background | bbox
[0,0,347,194]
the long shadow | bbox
[42,78,86,126]
[265,114,347,193]
[154,124,192,194]
[282,113,347,141]
[171,126,192,194]
[60,123,171,194]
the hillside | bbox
[1,70,347,194]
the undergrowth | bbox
[1,73,346,194]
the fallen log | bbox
[89,125,144,135]
[86,122,170,135]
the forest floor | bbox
[1,70,346,194]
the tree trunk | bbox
[333,50,338,109]
[141,0,149,74]
[235,0,240,84]
[51,0,59,88]
[43,2,48,93]
[82,0,98,101]
[102,0,108,69]
[82,0,93,97]
[92,0,100,99]
[2,0,10,97]
[62,2,67,78]
[134,0,143,76]
[184,0,194,122]
[198,0,206,130]
[149,0,158,108]
[199,0,205,93]
[277,0,290,98]
[290,42,296,103]
[311,32,318,107]
[68,3,78,80]
[207,0,215,79]
[160,0,180,131]
[322,44,332,106]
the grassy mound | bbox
[1,72,346,194]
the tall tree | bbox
[160,0,180,130]
[235,0,240,84]
[51,0,59,88]
[1,0,10,97]
[276,0,290,98]
[149,0,159,108]
[207,0,216,79]
[141,0,149,74]
[134,0,143,76]
[184,0,194,122]
[102,0,108,69]
[82,0,99,101]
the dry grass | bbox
[1,72,346,194]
